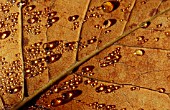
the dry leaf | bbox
[0,0,170,110]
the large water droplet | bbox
[102,1,120,13]
[0,31,11,40]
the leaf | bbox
[0,0,170,110]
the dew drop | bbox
[51,98,63,107]
[27,17,38,24]
[102,19,117,29]
[43,40,60,51]
[81,65,95,72]
[25,5,36,11]
[47,17,59,24]
[102,1,114,13]
[8,86,22,94]
[68,15,79,22]
[158,88,166,93]
[61,90,82,100]
[0,31,11,40]
[51,90,82,107]
[48,11,57,17]
[136,36,144,41]
[102,1,120,13]
[45,54,62,64]
[141,21,151,28]
[165,31,170,37]
[134,49,145,56]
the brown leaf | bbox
[1,0,170,110]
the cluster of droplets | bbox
[87,102,116,110]
[50,89,82,107]
[68,15,80,30]
[95,83,121,94]
[24,41,61,78]
[0,56,23,95]
[136,36,148,45]
[0,11,19,40]
[78,36,97,50]
[100,47,121,67]
[23,3,60,35]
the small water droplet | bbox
[141,21,150,28]
[8,86,22,94]
[0,31,11,40]
[27,17,38,24]
[136,36,144,41]
[102,19,117,29]
[156,24,162,28]
[158,88,166,93]
[102,1,120,13]
[134,49,145,56]
[165,31,170,37]
[68,15,79,22]
[25,5,36,11]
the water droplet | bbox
[81,65,95,72]
[158,88,166,93]
[102,1,114,13]
[51,90,82,107]
[51,98,64,107]
[165,31,170,37]
[154,37,159,42]
[134,49,145,56]
[45,54,62,64]
[8,86,22,94]
[68,15,79,22]
[61,90,82,100]
[0,31,11,40]
[25,5,36,11]
[136,36,144,41]
[43,40,60,51]
[141,21,150,28]
[95,85,107,93]
[27,17,38,24]
[102,19,117,29]
[130,87,136,91]
[47,17,59,24]
[64,41,76,50]
[48,11,57,17]
[102,1,120,13]
[156,24,162,28]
